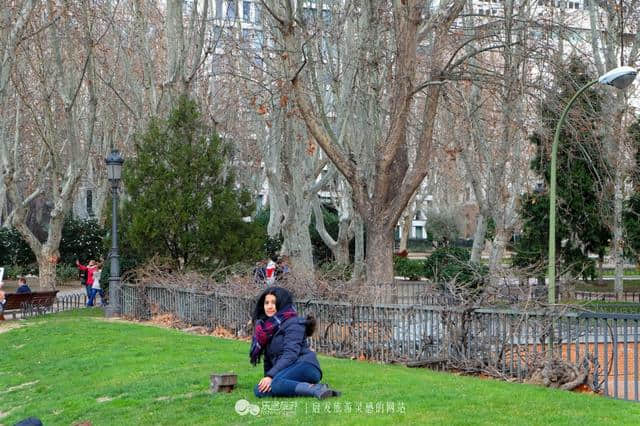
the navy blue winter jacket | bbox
[263,316,322,379]
[16,284,31,294]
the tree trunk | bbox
[36,252,58,290]
[281,202,314,282]
[364,221,395,289]
[470,213,487,263]
[266,180,284,238]
[489,226,508,288]
[351,215,365,284]
[398,209,412,253]
[335,220,351,265]
[312,195,353,266]
[598,256,605,287]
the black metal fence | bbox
[119,284,640,402]
[20,293,87,318]
[575,291,640,303]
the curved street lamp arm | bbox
[547,78,598,304]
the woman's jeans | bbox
[254,361,321,397]
[87,288,105,306]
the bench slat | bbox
[3,291,59,311]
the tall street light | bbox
[106,149,124,316]
[548,66,637,304]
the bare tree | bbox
[584,0,640,296]
[444,1,538,281]
[260,0,468,287]
[0,1,107,288]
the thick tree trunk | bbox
[351,216,365,283]
[275,106,316,281]
[470,213,487,263]
[489,227,508,288]
[281,197,314,282]
[364,221,395,290]
[266,180,284,238]
[598,256,605,287]
[36,252,58,290]
[335,224,351,265]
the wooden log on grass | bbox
[211,373,237,393]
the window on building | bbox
[226,0,236,19]
[303,7,315,22]
[253,30,263,50]
[254,3,262,24]
[183,0,195,13]
[216,0,223,18]
[212,25,223,42]
[243,1,251,22]
[321,9,332,25]
[414,226,424,240]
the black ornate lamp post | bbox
[105,149,124,316]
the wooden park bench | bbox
[0,290,59,320]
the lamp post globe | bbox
[105,149,124,316]
[547,67,637,305]
[598,66,638,89]
[106,149,124,181]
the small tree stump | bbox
[211,373,237,393]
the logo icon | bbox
[235,399,260,416]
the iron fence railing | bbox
[20,293,87,318]
[574,291,640,303]
[119,284,640,402]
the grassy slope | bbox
[1,309,639,426]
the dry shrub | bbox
[149,313,187,329]
[525,356,594,391]
[124,256,391,305]
[212,326,237,339]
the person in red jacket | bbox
[76,259,98,306]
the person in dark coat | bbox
[250,287,340,399]
[16,277,32,294]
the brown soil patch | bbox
[0,380,39,394]
[0,322,26,334]
[96,315,250,341]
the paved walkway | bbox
[57,286,86,297]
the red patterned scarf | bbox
[250,305,297,366]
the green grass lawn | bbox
[601,268,639,277]
[1,310,639,426]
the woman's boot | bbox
[317,382,341,397]
[294,383,333,399]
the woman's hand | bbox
[258,376,272,393]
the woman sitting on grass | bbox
[251,287,340,399]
